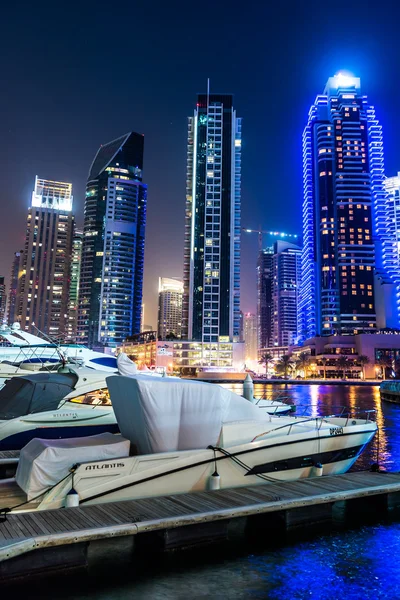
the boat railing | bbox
[250,408,376,442]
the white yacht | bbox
[0,375,377,513]
[0,323,118,372]
[0,367,118,450]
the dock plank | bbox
[2,471,400,561]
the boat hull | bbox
[38,424,376,510]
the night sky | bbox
[1,0,400,328]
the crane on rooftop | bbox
[242,227,299,251]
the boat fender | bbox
[209,471,221,491]
[313,462,323,477]
[65,488,80,508]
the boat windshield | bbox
[70,388,111,406]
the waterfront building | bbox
[300,73,400,339]
[120,334,245,374]
[182,91,242,357]
[257,248,273,353]
[292,333,400,379]
[16,177,74,337]
[272,240,301,347]
[7,251,23,325]
[0,277,6,324]
[77,132,147,349]
[157,277,183,340]
[243,313,257,362]
[66,229,83,341]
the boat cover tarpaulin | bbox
[16,433,130,500]
[117,352,138,376]
[0,372,78,420]
[106,375,269,454]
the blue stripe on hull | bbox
[0,423,121,451]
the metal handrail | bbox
[250,408,377,443]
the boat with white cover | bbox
[0,375,377,513]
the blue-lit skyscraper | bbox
[300,73,400,339]
[77,133,147,348]
[182,92,241,346]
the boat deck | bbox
[2,470,400,567]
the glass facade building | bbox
[257,247,273,351]
[384,173,400,263]
[182,92,241,358]
[272,240,302,347]
[157,277,183,340]
[7,251,23,325]
[16,178,74,337]
[300,74,400,339]
[67,229,83,341]
[77,132,147,348]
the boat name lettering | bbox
[54,413,78,418]
[329,427,344,436]
[85,463,125,471]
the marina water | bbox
[7,383,400,599]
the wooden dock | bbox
[2,470,400,581]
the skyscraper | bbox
[16,177,74,337]
[77,132,147,349]
[384,173,400,263]
[157,277,183,340]
[7,250,23,325]
[0,277,6,324]
[272,240,301,347]
[243,313,257,362]
[300,73,400,339]
[257,247,273,351]
[182,91,242,349]
[66,229,83,341]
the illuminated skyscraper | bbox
[272,240,301,347]
[77,132,147,348]
[384,173,400,263]
[257,247,273,351]
[7,250,23,325]
[300,73,400,339]
[66,229,83,341]
[0,277,6,324]
[16,177,74,337]
[157,277,183,340]
[243,313,257,362]
[182,91,241,351]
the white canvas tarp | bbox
[106,375,269,454]
[16,433,130,500]
[117,352,138,376]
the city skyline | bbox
[2,1,400,328]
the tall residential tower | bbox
[182,92,241,351]
[300,73,400,339]
[157,277,183,340]
[77,133,147,348]
[16,177,74,337]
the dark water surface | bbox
[10,384,400,599]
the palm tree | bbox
[295,352,310,378]
[357,355,370,380]
[376,356,393,380]
[276,354,292,379]
[259,353,273,377]
[336,355,348,380]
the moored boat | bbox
[0,375,377,514]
